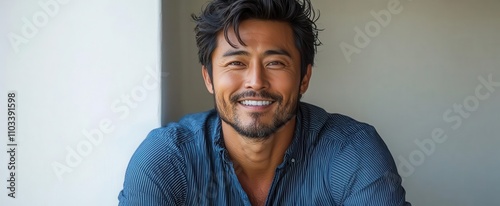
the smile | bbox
[239,100,274,106]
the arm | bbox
[331,125,411,206]
[118,129,187,206]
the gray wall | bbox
[163,0,500,205]
[2,0,160,205]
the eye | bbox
[228,61,245,66]
[266,61,286,68]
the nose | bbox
[244,62,269,91]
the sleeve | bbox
[118,129,187,206]
[331,125,411,206]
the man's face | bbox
[203,19,311,139]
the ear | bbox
[202,65,214,94]
[299,64,312,94]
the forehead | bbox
[215,19,297,54]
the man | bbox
[119,0,411,205]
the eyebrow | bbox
[264,49,291,58]
[222,50,250,57]
[222,49,292,58]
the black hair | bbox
[192,0,321,81]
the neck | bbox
[221,117,296,179]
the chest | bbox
[184,147,338,205]
[238,178,272,206]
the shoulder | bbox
[131,108,220,169]
[299,103,406,204]
[302,102,391,159]
[300,102,373,142]
[140,109,219,153]
[126,109,217,171]
[300,102,394,179]
[119,109,219,204]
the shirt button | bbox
[291,158,295,163]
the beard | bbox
[214,89,299,140]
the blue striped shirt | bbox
[118,102,411,205]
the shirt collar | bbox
[279,104,305,168]
[212,116,229,162]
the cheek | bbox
[213,73,244,99]
[269,75,301,98]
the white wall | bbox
[1,0,160,205]
[176,0,500,205]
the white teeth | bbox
[240,100,273,106]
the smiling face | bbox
[202,19,312,139]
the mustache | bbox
[230,90,283,103]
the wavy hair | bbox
[192,0,321,81]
